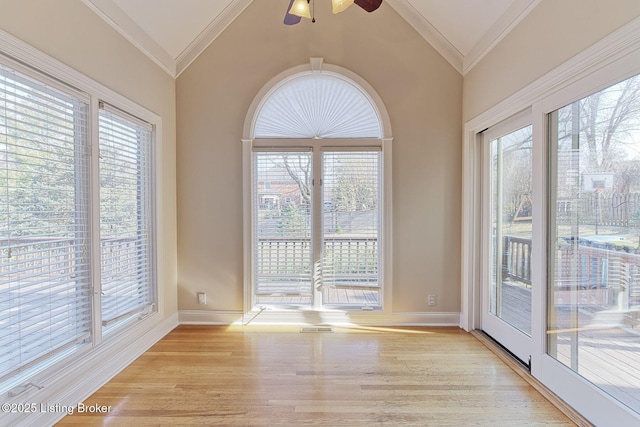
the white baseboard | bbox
[389,311,461,326]
[7,312,179,427]
[178,309,461,327]
[179,309,244,325]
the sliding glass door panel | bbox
[482,114,534,364]
[547,74,640,415]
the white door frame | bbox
[461,17,640,426]
[241,58,394,322]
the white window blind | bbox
[254,74,381,139]
[98,105,154,329]
[253,151,313,304]
[322,150,381,306]
[0,64,92,382]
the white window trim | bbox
[462,16,640,426]
[0,28,172,426]
[242,58,393,323]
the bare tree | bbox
[559,75,640,173]
[281,154,311,206]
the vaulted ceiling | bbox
[82,0,539,77]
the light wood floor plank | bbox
[56,325,577,426]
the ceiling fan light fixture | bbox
[289,0,312,19]
[332,0,355,14]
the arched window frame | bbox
[242,58,393,321]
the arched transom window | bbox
[254,73,382,139]
[244,60,391,316]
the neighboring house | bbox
[256,164,305,210]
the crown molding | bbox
[82,0,538,79]
[81,0,176,76]
[463,0,540,74]
[386,0,539,76]
[386,0,464,74]
[175,0,253,77]
[82,0,252,79]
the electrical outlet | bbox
[428,294,437,306]
[197,292,207,305]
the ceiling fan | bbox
[284,0,383,25]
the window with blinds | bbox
[0,64,92,383]
[99,105,154,330]
[0,56,157,392]
[322,151,381,306]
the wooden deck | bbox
[499,282,532,335]
[498,282,640,415]
[256,287,379,306]
[551,307,640,414]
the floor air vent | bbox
[300,327,333,333]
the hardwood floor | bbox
[56,325,576,426]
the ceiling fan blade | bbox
[284,0,302,25]
[354,0,383,13]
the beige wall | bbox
[4,0,633,320]
[176,1,463,313]
[0,0,178,317]
[5,0,634,320]
[464,0,640,122]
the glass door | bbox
[253,151,313,306]
[482,114,534,364]
[321,150,381,308]
[252,148,383,309]
[547,74,640,416]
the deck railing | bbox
[255,236,378,294]
[502,236,532,286]
[0,236,141,289]
[502,235,640,307]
